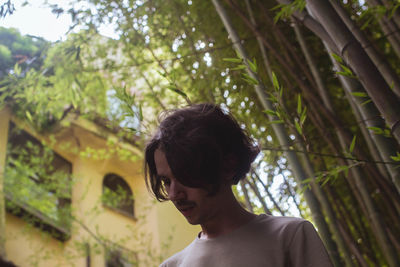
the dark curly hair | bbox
[144,103,259,201]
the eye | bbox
[160,176,171,187]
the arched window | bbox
[102,173,134,217]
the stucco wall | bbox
[1,112,199,267]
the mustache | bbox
[174,200,196,208]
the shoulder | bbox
[159,241,195,267]
[255,214,309,232]
[252,214,316,245]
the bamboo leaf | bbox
[337,64,355,78]
[231,65,246,71]
[269,120,284,124]
[300,106,307,125]
[25,110,33,122]
[331,53,343,63]
[295,120,302,135]
[247,58,257,73]
[13,63,21,76]
[157,70,166,77]
[390,4,400,18]
[349,135,356,153]
[361,99,372,106]
[351,92,368,97]
[390,152,400,161]
[264,109,276,116]
[167,85,188,98]
[271,72,280,91]
[223,57,242,63]
[341,65,353,74]
[268,94,277,103]
[367,127,384,135]
[241,73,259,85]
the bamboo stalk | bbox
[327,48,400,196]
[211,1,342,265]
[306,2,400,265]
[329,0,400,98]
[365,0,400,59]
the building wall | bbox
[0,110,199,267]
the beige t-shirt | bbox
[160,214,333,267]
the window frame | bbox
[102,173,135,219]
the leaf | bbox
[247,58,257,73]
[25,110,33,122]
[361,99,372,106]
[337,64,355,78]
[157,70,166,77]
[235,49,242,59]
[13,63,21,76]
[268,94,277,103]
[390,4,400,18]
[390,152,400,161]
[231,65,246,71]
[269,120,284,124]
[241,73,259,85]
[223,57,242,63]
[367,126,384,135]
[300,106,307,125]
[295,120,302,135]
[271,72,280,91]
[349,135,356,153]
[264,109,276,116]
[351,92,368,97]
[331,53,343,63]
[167,85,188,98]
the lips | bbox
[176,205,195,217]
[174,199,196,216]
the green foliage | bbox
[5,138,72,228]
[0,31,112,132]
[102,185,134,211]
[367,126,392,138]
[349,135,356,154]
[272,0,306,23]
[307,162,362,189]
[390,152,400,162]
[0,27,48,77]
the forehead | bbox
[154,148,172,177]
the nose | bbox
[167,180,186,201]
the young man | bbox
[145,103,333,267]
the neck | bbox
[200,188,256,239]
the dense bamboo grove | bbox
[1,0,400,266]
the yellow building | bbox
[0,107,199,267]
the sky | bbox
[0,0,73,42]
[0,0,117,42]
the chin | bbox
[185,217,201,225]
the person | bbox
[144,103,333,267]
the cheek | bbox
[186,188,208,201]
